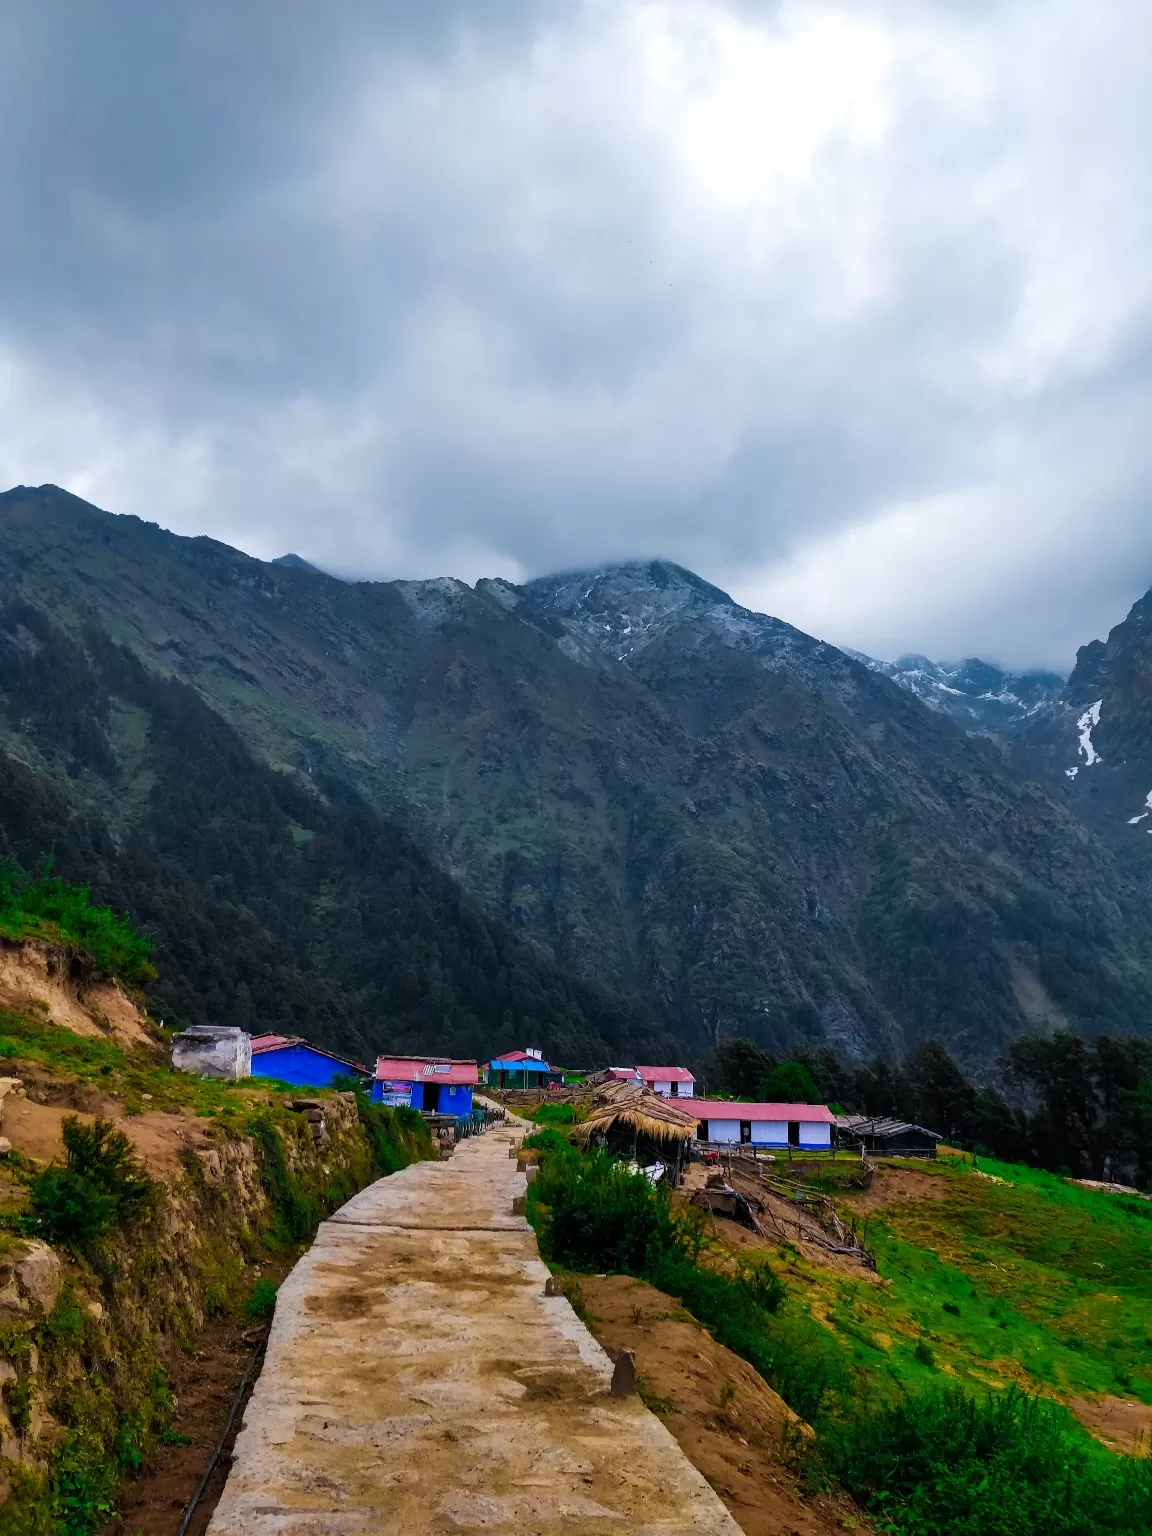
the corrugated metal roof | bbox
[489,1051,550,1068]
[634,1065,696,1083]
[834,1115,940,1139]
[694,1101,835,1123]
[374,1056,479,1085]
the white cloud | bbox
[0,0,1149,664]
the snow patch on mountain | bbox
[1076,700,1103,767]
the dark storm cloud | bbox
[0,0,1149,669]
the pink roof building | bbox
[634,1065,695,1098]
[374,1055,479,1086]
[693,1100,834,1149]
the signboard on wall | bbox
[376,1080,413,1107]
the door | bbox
[788,1121,800,1146]
[670,1081,679,1097]
[423,1083,440,1112]
[740,1121,752,1144]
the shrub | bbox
[532,1147,682,1274]
[28,1118,155,1252]
[244,1278,278,1321]
[531,1102,575,1126]
[816,1385,1152,1536]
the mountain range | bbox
[2,482,1151,1073]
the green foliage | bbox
[244,1278,278,1320]
[520,1127,572,1156]
[27,1117,155,1252]
[532,1145,683,1275]
[530,1102,575,1125]
[249,1116,322,1246]
[758,1061,819,1102]
[0,861,155,985]
[350,1087,433,1177]
[814,1386,1152,1536]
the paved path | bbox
[209,1127,742,1535]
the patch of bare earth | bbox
[1,1084,214,1176]
[838,1164,950,1215]
[1070,1396,1152,1457]
[575,1274,868,1536]
[0,939,153,1049]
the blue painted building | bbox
[250,1034,370,1089]
[371,1055,479,1115]
[487,1048,552,1089]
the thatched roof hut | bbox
[573,1080,699,1158]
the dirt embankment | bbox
[0,938,153,1050]
[574,1274,868,1536]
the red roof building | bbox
[634,1065,695,1098]
[693,1100,834,1149]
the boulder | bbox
[16,1241,61,1313]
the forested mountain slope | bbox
[2,484,1150,1069]
[0,598,667,1066]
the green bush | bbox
[816,1386,1152,1536]
[28,1118,155,1252]
[520,1127,572,1156]
[244,1278,278,1321]
[532,1146,683,1274]
[0,863,155,985]
[531,1102,575,1126]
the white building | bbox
[694,1100,834,1149]
[634,1065,695,1098]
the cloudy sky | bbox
[1,1,1149,670]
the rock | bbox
[16,1242,62,1313]
[0,1278,28,1320]
[610,1350,636,1398]
[0,1079,23,1100]
[85,1300,104,1322]
[511,1195,527,1215]
[0,1361,16,1386]
[0,1139,10,1156]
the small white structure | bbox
[171,1026,252,1080]
[634,1065,695,1098]
[694,1100,834,1150]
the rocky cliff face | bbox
[2,486,1151,1069]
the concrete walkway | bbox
[209,1127,742,1535]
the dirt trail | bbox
[208,1130,742,1536]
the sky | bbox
[0,1,1149,671]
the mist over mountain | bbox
[3,483,1152,1071]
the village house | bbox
[370,1055,478,1115]
[634,1065,695,1098]
[834,1115,939,1159]
[486,1048,553,1090]
[694,1100,835,1150]
[249,1034,370,1089]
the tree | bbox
[758,1061,820,1103]
[709,1038,775,1099]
